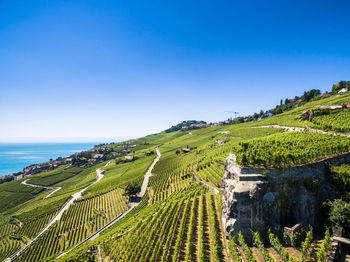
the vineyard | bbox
[0,209,58,261]
[99,185,228,262]
[28,166,83,186]
[12,187,128,262]
[2,91,349,262]
[148,153,198,203]
[234,131,350,167]
[311,109,350,133]
[0,180,45,213]
[194,161,224,188]
[227,228,330,262]
[245,92,350,131]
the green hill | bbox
[1,88,350,262]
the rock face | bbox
[222,152,350,240]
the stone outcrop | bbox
[222,152,350,240]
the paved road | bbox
[21,179,62,199]
[6,161,112,262]
[139,147,161,197]
[55,148,161,259]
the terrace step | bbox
[238,174,264,181]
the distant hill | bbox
[165,120,208,133]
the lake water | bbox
[0,143,97,176]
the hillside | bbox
[1,90,350,262]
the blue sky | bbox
[0,0,349,142]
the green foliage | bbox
[326,199,350,231]
[283,229,306,248]
[311,109,350,132]
[235,132,350,167]
[165,120,207,133]
[0,180,45,213]
[123,182,141,197]
[332,81,350,93]
[268,230,295,262]
[328,164,350,196]
[14,188,128,261]
[6,91,350,261]
[76,184,227,262]
[252,230,274,262]
[28,166,83,186]
[238,232,255,262]
[228,236,242,262]
[315,228,331,262]
[300,227,313,262]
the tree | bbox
[123,182,141,197]
[326,199,350,231]
[302,89,321,102]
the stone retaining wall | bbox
[222,152,350,240]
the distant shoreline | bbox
[0,142,98,177]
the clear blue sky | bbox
[1,0,349,142]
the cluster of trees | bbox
[123,182,141,197]
[332,80,350,93]
[325,199,350,234]
[325,163,350,236]
[165,120,207,133]
[270,89,321,115]
[240,80,348,124]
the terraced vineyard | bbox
[228,229,325,262]
[2,90,347,262]
[234,131,350,167]
[311,109,350,132]
[195,161,224,188]
[28,166,84,186]
[0,209,59,261]
[148,170,193,204]
[0,180,45,213]
[100,185,228,262]
[12,187,128,262]
[148,153,197,203]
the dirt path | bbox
[193,173,219,195]
[252,124,350,137]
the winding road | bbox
[21,179,62,199]
[56,148,161,259]
[6,161,112,262]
